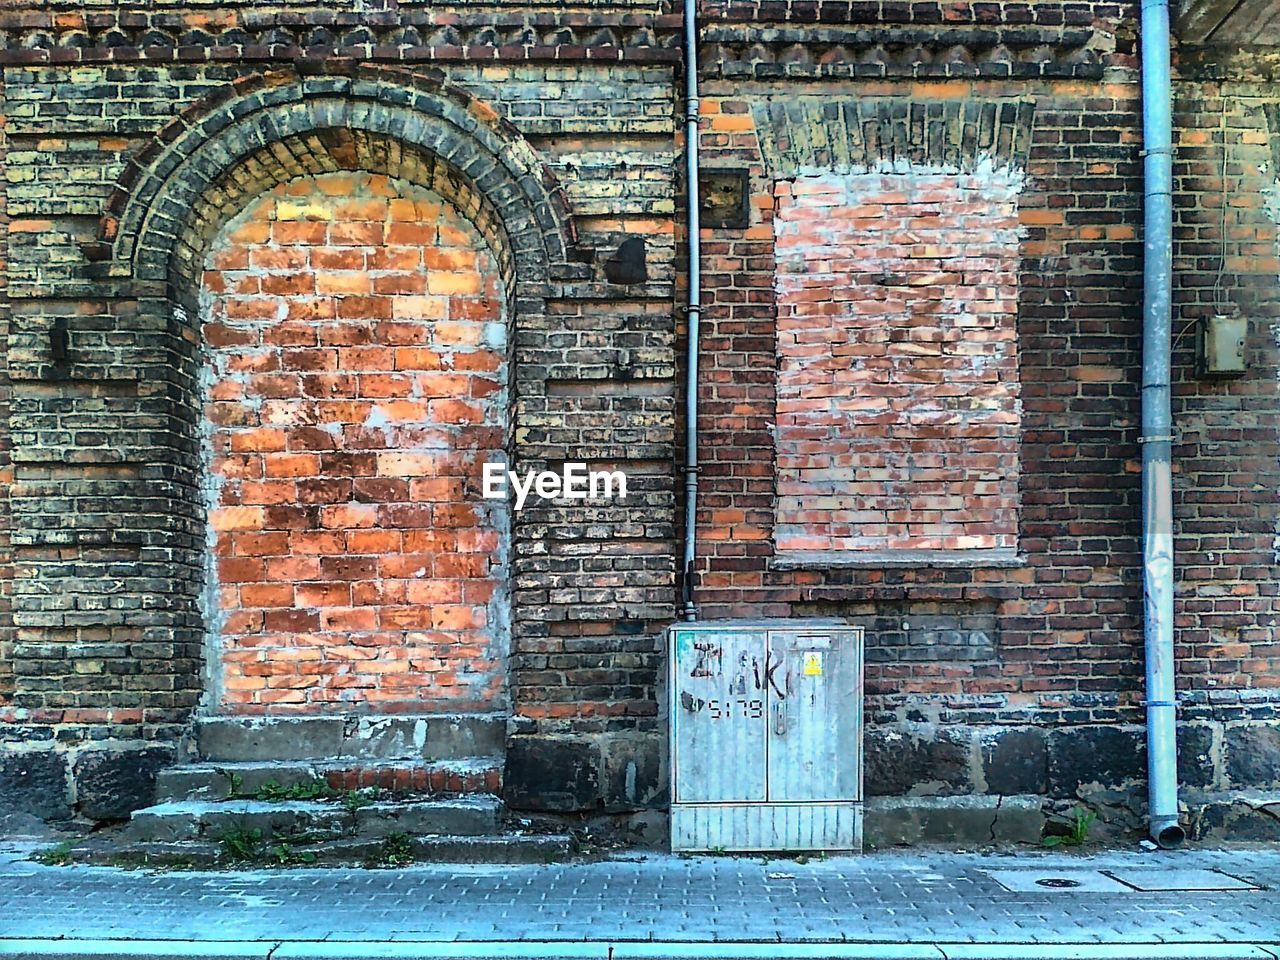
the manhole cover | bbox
[985,869,1131,893]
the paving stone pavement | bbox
[0,842,1277,955]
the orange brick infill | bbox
[772,170,1023,555]
[202,172,509,713]
[324,763,502,796]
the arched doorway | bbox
[92,69,578,786]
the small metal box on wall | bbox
[1197,313,1248,377]
[668,619,864,852]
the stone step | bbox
[403,833,571,864]
[126,795,502,843]
[63,832,575,867]
[156,758,502,802]
[866,795,1045,847]
[195,714,506,762]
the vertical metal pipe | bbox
[680,0,702,621]
[1139,0,1186,849]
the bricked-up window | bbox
[772,170,1022,558]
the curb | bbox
[1,941,1277,960]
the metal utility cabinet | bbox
[669,619,864,852]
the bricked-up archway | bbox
[89,67,582,717]
[203,172,509,712]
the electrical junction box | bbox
[1198,314,1248,377]
[668,619,864,852]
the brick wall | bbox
[0,53,678,818]
[0,64,11,708]
[691,73,1280,821]
[1172,87,1280,700]
[0,0,1276,832]
[773,170,1022,557]
[202,172,509,714]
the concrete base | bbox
[50,833,575,868]
[127,796,502,843]
[1184,790,1280,841]
[865,795,1045,847]
[156,759,501,802]
[195,716,506,763]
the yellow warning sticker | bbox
[803,651,823,676]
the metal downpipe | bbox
[680,0,701,621]
[1139,0,1186,849]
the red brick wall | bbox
[694,81,1280,722]
[773,171,1021,555]
[1171,88,1280,695]
[201,172,509,714]
[693,86,1139,707]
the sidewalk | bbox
[0,840,1277,960]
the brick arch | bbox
[173,127,521,306]
[78,66,583,719]
[89,65,580,301]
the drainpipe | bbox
[680,0,702,621]
[1139,0,1186,849]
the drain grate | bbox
[1104,868,1262,892]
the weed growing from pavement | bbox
[267,841,318,865]
[33,839,76,866]
[341,788,378,812]
[255,779,338,802]
[1042,807,1097,848]
[219,825,332,865]
[218,825,266,861]
[366,832,415,868]
[221,769,245,797]
[218,768,378,810]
